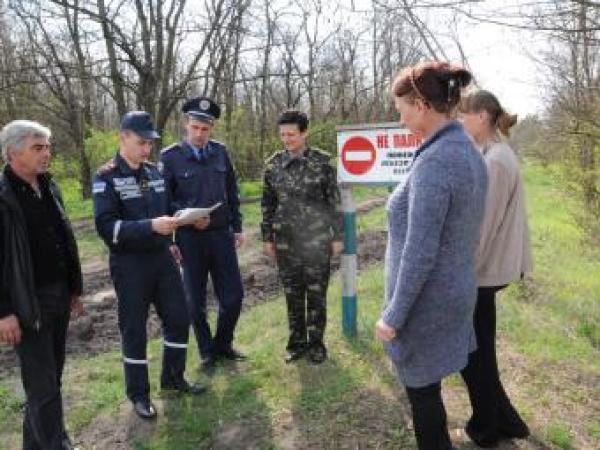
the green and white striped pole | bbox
[341,185,357,337]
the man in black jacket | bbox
[0,120,83,450]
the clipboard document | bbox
[174,202,222,226]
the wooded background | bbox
[0,0,597,237]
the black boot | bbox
[161,378,207,396]
[285,343,306,363]
[133,398,157,419]
[307,344,327,364]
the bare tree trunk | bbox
[97,0,127,117]
[258,0,273,165]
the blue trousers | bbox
[178,228,243,358]
[109,248,190,401]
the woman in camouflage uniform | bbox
[261,110,343,364]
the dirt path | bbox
[0,198,387,377]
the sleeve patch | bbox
[92,181,107,194]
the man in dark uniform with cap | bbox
[160,97,246,372]
[93,111,205,420]
[261,110,343,364]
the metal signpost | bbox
[336,122,422,337]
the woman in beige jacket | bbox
[458,90,532,447]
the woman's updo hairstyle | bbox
[460,89,518,137]
[391,61,472,114]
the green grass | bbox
[60,180,389,227]
[134,266,410,449]
[588,420,600,440]
[75,230,108,265]
[352,185,391,203]
[0,384,22,434]
[0,266,412,449]
[1,162,598,449]
[58,178,94,220]
[357,205,387,231]
[239,202,262,228]
[496,164,600,366]
[546,422,574,449]
[239,180,262,198]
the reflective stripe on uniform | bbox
[123,357,148,365]
[163,340,188,349]
[112,220,122,244]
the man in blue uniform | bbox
[93,111,205,420]
[161,97,245,372]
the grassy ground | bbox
[61,180,266,222]
[73,184,390,264]
[60,180,387,223]
[0,164,598,449]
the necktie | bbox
[192,146,204,163]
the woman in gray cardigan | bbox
[458,90,532,447]
[375,61,487,450]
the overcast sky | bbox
[340,0,548,118]
[448,5,546,118]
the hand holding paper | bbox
[152,216,179,235]
[174,202,222,226]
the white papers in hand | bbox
[174,203,222,226]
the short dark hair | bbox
[277,110,309,132]
[391,61,472,113]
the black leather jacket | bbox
[0,169,82,329]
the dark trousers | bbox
[460,286,526,442]
[276,245,330,352]
[405,382,453,450]
[110,249,190,402]
[178,228,243,358]
[16,282,70,450]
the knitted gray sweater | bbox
[382,121,487,388]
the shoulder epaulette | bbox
[160,143,179,154]
[209,139,226,148]
[309,147,332,160]
[96,159,116,175]
[265,150,284,165]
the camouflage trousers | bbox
[275,239,331,352]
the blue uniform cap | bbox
[182,97,221,123]
[120,111,160,139]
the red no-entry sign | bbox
[341,136,376,175]
[337,123,420,184]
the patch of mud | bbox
[357,229,387,266]
[78,399,164,450]
[442,339,599,450]
[211,421,273,450]
[0,200,388,378]
[71,218,96,235]
[356,196,387,214]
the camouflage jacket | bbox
[260,147,343,244]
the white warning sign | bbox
[337,122,422,184]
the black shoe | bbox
[499,419,529,440]
[284,348,306,364]
[307,345,327,364]
[200,355,216,373]
[133,398,157,420]
[216,347,247,361]
[161,379,207,396]
[497,404,529,439]
[464,422,499,448]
